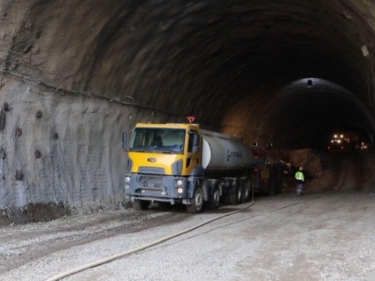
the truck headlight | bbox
[125,176,131,182]
[177,187,184,194]
[177,180,183,186]
[125,184,130,190]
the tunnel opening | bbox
[256,78,375,150]
[222,77,375,151]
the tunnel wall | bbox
[2,0,375,221]
[0,74,135,214]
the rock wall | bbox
[0,74,136,222]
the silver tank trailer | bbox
[200,130,253,171]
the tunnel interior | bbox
[3,0,375,145]
[258,78,374,149]
[1,0,375,218]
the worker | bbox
[295,166,305,196]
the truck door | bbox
[186,130,200,173]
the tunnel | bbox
[1,0,375,221]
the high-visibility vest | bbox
[295,171,304,181]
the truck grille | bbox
[138,167,165,174]
[138,175,164,188]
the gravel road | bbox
[1,189,375,281]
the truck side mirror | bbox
[122,132,128,151]
[192,134,199,153]
[188,131,200,153]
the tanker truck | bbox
[124,122,254,213]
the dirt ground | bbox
[1,191,374,281]
[0,151,375,281]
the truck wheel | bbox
[186,187,204,213]
[209,185,220,210]
[228,181,242,205]
[235,183,243,204]
[241,180,251,203]
[133,200,150,210]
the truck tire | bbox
[229,183,242,205]
[133,200,150,210]
[241,180,251,203]
[235,183,243,204]
[186,187,204,213]
[209,185,220,210]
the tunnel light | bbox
[362,45,370,57]
[340,134,344,138]
[337,140,341,143]
[334,134,337,138]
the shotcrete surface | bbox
[0,78,133,215]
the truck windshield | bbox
[129,128,186,154]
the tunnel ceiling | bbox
[2,0,375,147]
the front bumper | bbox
[125,174,188,203]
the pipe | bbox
[46,189,255,281]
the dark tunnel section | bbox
[255,78,375,151]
